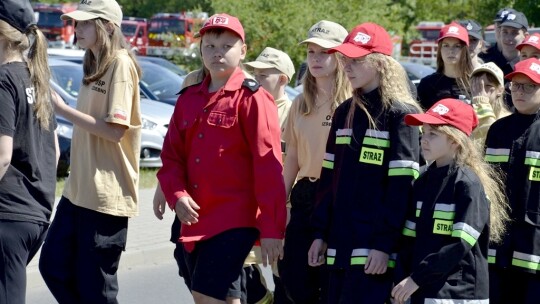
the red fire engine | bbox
[406,21,444,66]
[121,17,149,55]
[146,12,206,57]
[33,3,78,49]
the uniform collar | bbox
[198,67,246,94]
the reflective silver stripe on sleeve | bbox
[424,298,489,304]
[365,129,389,139]
[351,248,370,257]
[336,128,353,136]
[434,203,456,212]
[485,148,510,156]
[327,248,336,257]
[453,222,481,240]
[389,160,420,170]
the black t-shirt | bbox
[0,62,57,223]
[417,72,468,110]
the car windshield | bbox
[36,11,64,27]
[140,62,184,100]
[50,65,83,98]
[149,18,185,34]
[121,24,137,37]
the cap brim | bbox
[500,21,525,29]
[404,113,448,127]
[468,32,483,40]
[505,71,540,84]
[244,61,275,70]
[61,11,99,22]
[199,26,244,41]
[328,43,370,58]
[299,38,340,49]
[471,68,503,85]
[516,42,539,51]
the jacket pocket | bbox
[207,111,237,128]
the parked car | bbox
[49,58,174,176]
[138,56,187,76]
[399,61,435,86]
[47,49,185,105]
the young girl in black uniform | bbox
[0,1,58,303]
[484,58,540,304]
[308,22,420,303]
[417,22,473,109]
[392,98,509,304]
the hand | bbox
[364,249,388,274]
[471,77,488,98]
[152,185,166,220]
[260,238,284,267]
[391,276,419,304]
[174,196,200,225]
[308,239,327,267]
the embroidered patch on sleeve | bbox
[112,109,127,120]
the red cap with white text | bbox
[505,58,540,85]
[328,22,392,58]
[516,33,540,51]
[199,13,245,42]
[437,22,469,46]
[405,98,478,136]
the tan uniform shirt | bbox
[283,93,333,179]
[63,49,141,217]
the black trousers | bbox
[39,197,128,304]
[0,219,47,304]
[279,178,326,304]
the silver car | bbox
[49,58,174,174]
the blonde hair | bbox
[436,40,473,101]
[0,20,52,129]
[299,53,351,115]
[470,71,510,118]
[346,53,421,129]
[82,19,141,85]
[434,125,510,244]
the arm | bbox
[0,135,13,180]
[410,177,489,287]
[54,130,60,167]
[239,90,287,266]
[282,100,300,199]
[51,90,127,143]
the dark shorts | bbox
[184,227,259,301]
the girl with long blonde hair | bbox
[392,98,508,304]
[39,0,142,302]
[0,1,58,302]
[308,22,421,303]
[280,20,351,303]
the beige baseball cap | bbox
[300,20,348,48]
[245,47,295,80]
[61,0,122,28]
[471,62,504,86]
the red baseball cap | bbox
[505,58,540,85]
[328,22,393,58]
[437,22,469,46]
[405,98,478,136]
[199,13,245,42]
[516,33,540,51]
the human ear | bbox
[278,74,288,86]
[105,22,115,35]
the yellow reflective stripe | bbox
[388,168,420,179]
[512,252,540,271]
[488,256,496,264]
[402,227,416,237]
[433,211,455,220]
[529,167,540,181]
[326,257,335,265]
[525,158,540,166]
[485,155,509,163]
[351,256,367,265]
[362,137,390,148]
[452,230,477,246]
[387,260,396,268]
[415,209,421,217]
[322,160,334,169]
[336,137,351,144]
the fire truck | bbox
[146,12,207,57]
[121,17,149,55]
[405,21,444,66]
[33,3,78,49]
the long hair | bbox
[299,54,351,115]
[82,19,141,85]
[436,40,473,100]
[470,71,510,118]
[0,20,52,129]
[345,53,421,129]
[434,125,510,244]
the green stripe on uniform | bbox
[485,155,509,163]
[351,257,367,265]
[389,168,420,179]
[326,257,335,265]
[402,227,416,237]
[512,258,540,271]
[336,137,351,145]
[433,211,455,220]
[488,256,496,264]
[322,160,334,169]
[362,137,390,148]
[452,230,477,246]
[525,158,540,166]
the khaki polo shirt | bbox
[283,93,333,179]
[63,49,141,217]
